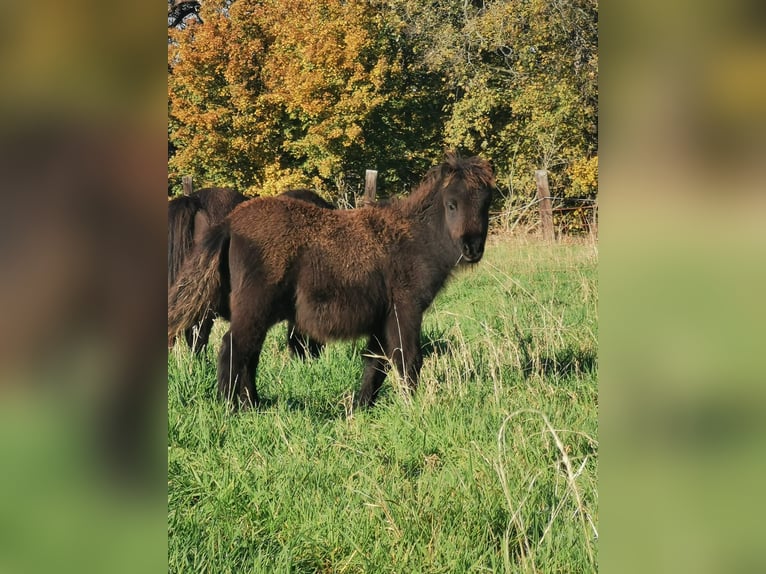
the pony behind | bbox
[168,187,248,351]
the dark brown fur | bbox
[168,153,495,408]
[167,187,332,355]
[168,187,249,352]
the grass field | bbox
[168,235,598,573]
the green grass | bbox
[168,235,598,573]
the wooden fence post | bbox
[361,169,377,206]
[590,203,598,238]
[534,170,554,241]
[182,175,193,196]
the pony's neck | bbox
[397,178,443,221]
[395,176,459,273]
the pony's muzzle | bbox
[461,236,485,262]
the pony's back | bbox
[280,188,333,210]
[228,196,403,276]
[195,187,249,223]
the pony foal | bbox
[168,187,331,356]
[168,153,495,407]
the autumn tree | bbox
[168,0,444,198]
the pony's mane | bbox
[398,152,495,215]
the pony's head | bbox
[439,153,495,263]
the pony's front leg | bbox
[385,309,423,395]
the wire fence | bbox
[178,171,598,238]
[492,196,598,237]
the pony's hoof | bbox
[352,395,374,412]
[236,394,258,411]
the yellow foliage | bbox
[568,155,598,197]
[257,163,313,197]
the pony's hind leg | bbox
[216,327,264,408]
[219,283,276,408]
[355,333,389,408]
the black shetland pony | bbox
[168,187,332,356]
[168,187,248,352]
[168,153,495,408]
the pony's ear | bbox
[437,162,455,187]
[439,150,460,180]
[443,149,459,166]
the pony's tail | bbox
[168,195,200,288]
[168,223,229,344]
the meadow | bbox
[168,235,598,573]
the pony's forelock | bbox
[439,152,495,191]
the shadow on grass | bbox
[258,329,462,419]
[253,395,349,422]
[420,329,457,358]
[517,332,597,380]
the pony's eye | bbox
[447,202,457,211]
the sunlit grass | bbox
[168,235,598,573]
